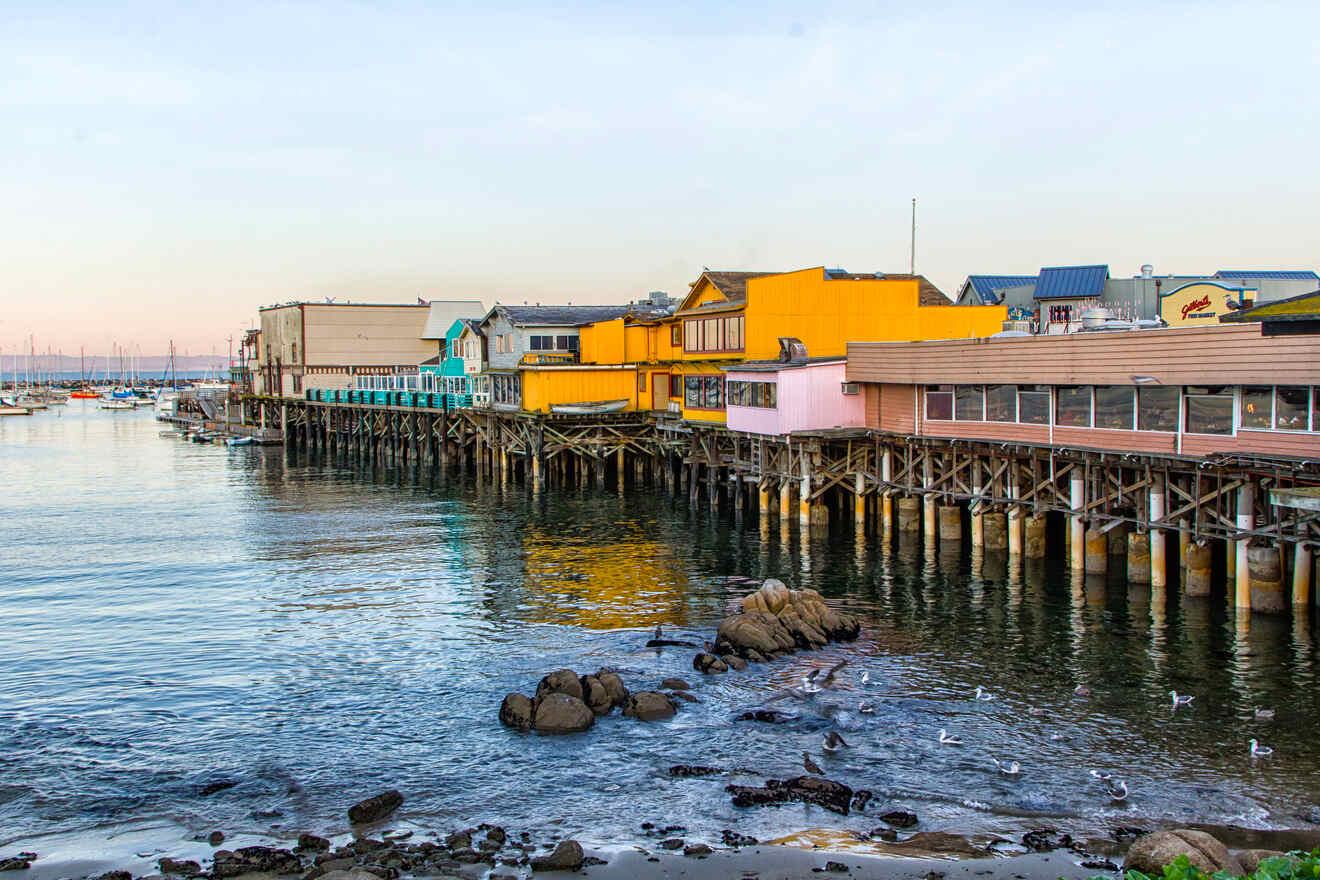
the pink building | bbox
[724,358,866,436]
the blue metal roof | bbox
[1033,264,1108,300]
[1213,270,1319,281]
[964,275,1039,304]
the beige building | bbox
[257,302,433,396]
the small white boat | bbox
[550,399,629,415]
[225,436,253,447]
[100,399,134,410]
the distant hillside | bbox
[11,354,230,373]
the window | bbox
[529,335,553,351]
[1056,386,1092,427]
[492,374,521,406]
[1275,386,1309,431]
[682,315,745,353]
[1240,386,1271,429]
[637,373,647,392]
[670,375,682,398]
[292,374,303,393]
[955,386,985,421]
[726,380,778,409]
[671,325,682,346]
[685,376,700,407]
[925,385,953,421]
[291,343,298,363]
[986,385,1016,422]
[1184,386,1233,435]
[684,375,724,409]
[1094,386,1135,430]
[451,340,461,358]
[1018,386,1050,424]
[1138,386,1179,432]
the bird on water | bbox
[974,686,994,702]
[1254,706,1276,720]
[823,731,851,753]
[1107,779,1129,801]
[938,729,963,745]
[819,660,849,689]
[1170,690,1195,708]
[803,752,824,775]
[1250,739,1274,757]
[1074,685,1092,696]
[992,758,1021,775]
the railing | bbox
[521,351,579,366]
[303,389,476,410]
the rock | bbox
[669,691,699,703]
[622,691,676,721]
[825,861,848,873]
[727,784,792,808]
[499,693,535,729]
[646,639,699,648]
[532,693,595,733]
[850,789,873,812]
[660,678,691,691]
[871,828,898,842]
[0,859,31,872]
[208,831,226,847]
[716,614,785,658]
[779,776,853,815]
[530,840,584,872]
[594,670,629,708]
[735,709,796,723]
[880,810,918,828]
[348,790,403,824]
[693,653,728,674]
[721,830,758,847]
[535,669,584,702]
[761,579,791,613]
[319,871,383,880]
[199,779,238,796]
[96,873,132,880]
[891,832,988,858]
[1238,850,1293,874]
[1021,829,1070,852]
[157,858,201,875]
[669,765,725,777]
[1124,830,1241,876]
[721,654,748,670]
[746,649,768,663]
[579,675,613,715]
[486,827,507,846]
[659,839,684,851]
[212,846,304,877]
[445,831,472,851]
[297,834,331,852]
[683,844,713,856]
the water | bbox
[2,403,1319,855]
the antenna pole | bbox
[909,197,916,275]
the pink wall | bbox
[726,361,866,435]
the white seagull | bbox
[938,729,963,745]
[1107,779,1129,801]
[1249,739,1274,757]
[1089,769,1112,781]
[860,670,870,685]
[1074,685,1092,696]
[1170,690,1195,708]
[992,758,1021,776]
[858,702,876,714]
[1028,706,1048,717]
[974,686,994,702]
[1254,707,1276,720]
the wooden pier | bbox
[248,395,1320,617]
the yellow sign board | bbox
[1159,282,1252,328]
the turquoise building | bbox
[420,318,479,408]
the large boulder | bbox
[212,846,303,877]
[622,691,676,721]
[499,693,534,729]
[720,582,860,660]
[531,840,584,872]
[579,675,612,715]
[1238,850,1294,874]
[693,653,727,674]
[347,789,403,824]
[532,693,595,733]
[594,670,629,708]
[1124,830,1241,876]
[536,669,584,702]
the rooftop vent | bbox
[1140,264,1154,278]
[777,337,808,364]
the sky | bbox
[2,0,1318,356]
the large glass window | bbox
[1240,386,1271,429]
[1275,386,1309,431]
[682,315,746,353]
[955,386,985,421]
[529,335,553,351]
[1056,386,1092,427]
[685,376,724,409]
[925,385,953,421]
[986,385,1017,422]
[1018,386,1050,424]
[726,380,777,408]
[1094,386,1135,430]
[1184,386,1233,435]
[1138,386,1179,431]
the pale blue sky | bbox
[2,1,1317,354]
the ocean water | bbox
[2,403,1318,856]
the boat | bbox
[225,435,253,447]
[0,398,32,416]
[70,390,100,399]
[99,399,134,410]
[549,399,629,415]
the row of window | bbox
[683,315,745,353]
[528,334,579,352]
[492,374,521,406]
[684,375,725,409]
[727,379,777,409]
[925,384,1320,435]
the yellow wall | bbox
[579,318,627,365]
[520,367,641,413]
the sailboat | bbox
[71,348,99,398]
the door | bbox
[651,373,669,411]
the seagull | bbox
[858,702,876,714]
[803,752,824,775]
[1254,707,1276,720]
[974,686,994,702]
[1107,779,1129,801]
[860,670,870,685]
[766,686,810,703]
[823,731,851,753]
[992,758,1021,776]
[1089,769,1113,781]
[820,660,849,689]
[1074,685,1092,697]
[938,729,963,745]
[1028,706,1047,717]
[1170,690,1195,708]
[1249,739,1274,757]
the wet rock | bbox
[318,871,382,880]
[719,582,861,660]
[722,654,748,671]
[1110,826,1148,844]
[735,709,796,724]
[157,858,200,875]
[728,784,791,808]
[721,830,758,847]
[716,614,786,658]
[870,827,898,842]
[348,790,403,824]
[579,675,613,715]
[1080,858,1120,871]
[0,858,31,872]
[530,839,584,872]
[95,873,131,880]
[646,639,699,648]
[1021,828,1072,852]
[532,693,595,733]
[669,765,725,777]
[485,827,507,846]
[1238,850,1294,874]
[208,832,226,847]
[535,669,584,702]
[296,834,331,852]
[660,678,691,691]
[315,856,356,872]
[825,861,849,873]
[684,843,713,856]
[622,691,676,721]
[198,779,238,796]
[1124,830,1241,876]
[213,845,303,877]
[745,649,768,663]
[892,833,988,857]
[880,810,918,828]
[445,831,472,851]
[780,776,853,814]
[499,693,534,729]
[850,789,873,812]
[594,670,629,708]
[669,691,699,703]
[659,839,684,850]
[693,653,727,674]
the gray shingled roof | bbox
[698,271,777,304]
[496,304,633,327]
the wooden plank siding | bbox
[846,323,1320,387]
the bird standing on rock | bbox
[803,752,824,775]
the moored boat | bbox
[549,399,629,415]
